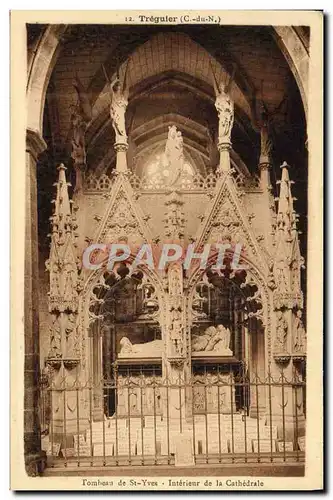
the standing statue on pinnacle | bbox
[211,64,235,145]
[104,62,129,144]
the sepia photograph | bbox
[10,10,323,490]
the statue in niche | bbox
[167,264,184,357]
[275,258,289,293]
[118,336,163,358]
[169,264,183,296]
[293,310,306,353]
[65,313,78,358]
[49,314,62,359]
[291,259,302,295]
[192,324,233,355]
[63,261,77,306]
[274,310,289,353]
[169,304,184,357]
[192,290,208,319]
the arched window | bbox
[140,148,196,189]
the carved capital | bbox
[217,141,232,153]
[168,357,186,369]
[273,353,291,365]
[46,358,62,370]
[26,128,47,161]
[114,141,128,153]
[259,160,271,171]
[63,358,80,369]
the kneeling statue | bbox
[119,337,163,358]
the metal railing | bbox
[39,364,306,469]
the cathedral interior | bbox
[25,23,309,474]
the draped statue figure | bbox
[109,77,129,143]
[214,83,234,144]
[211,65,235,145]
[293,310,306,353]
[274,310,289,353]
[164,125,184,186]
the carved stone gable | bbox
[95,175,153,246]
[195,175,267,271]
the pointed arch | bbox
[194,173,270,277]
[186,251,273,363]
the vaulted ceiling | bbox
[42,25,307,175]
[34,24,308,258]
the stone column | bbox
[24,129,47,475]
[270,309,305,441]
[259,162,271,191]
[92,326,104,422]
[249,326,266,418]
[214,84,234,175]
[114,142,128,173]
[164,263,189,426]
[217,142,232,174]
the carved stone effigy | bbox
[191,325,233,357]
[118,337,163,358]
